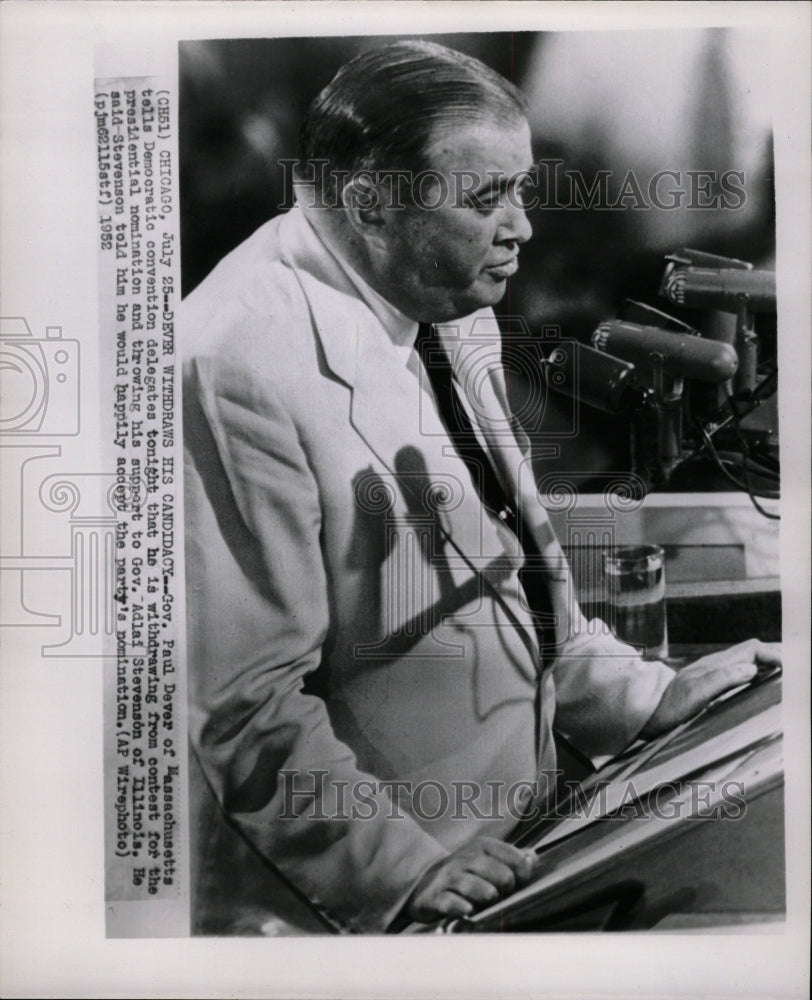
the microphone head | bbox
[592,320,739,384]
[660,250,776,313]
[544,341,642,413]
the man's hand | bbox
[406,837,537,923]
[640,639,781,740]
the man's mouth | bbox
[484,257,519,279]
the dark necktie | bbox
[415,322,514,524]
[415,322,554,649]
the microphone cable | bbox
[694,416,780,520]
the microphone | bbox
[660,249,776,313]
[591,319,739,384]
[544,340,642,414]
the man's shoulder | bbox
[181,215,308,357]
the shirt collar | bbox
[300,209,419,356]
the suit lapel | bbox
[282,209,497,559]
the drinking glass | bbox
[602,544,668,661]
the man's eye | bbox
[515,179,537,206]
[466,192,500,212]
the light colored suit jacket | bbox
[182,206,674,934]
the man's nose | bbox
[496,198,532,245]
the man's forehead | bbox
[424,118,533,176]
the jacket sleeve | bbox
[550,625,675,759]
[183,353,448,934]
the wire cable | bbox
[697,424,780,519]
[724,388,781,520]
[714,450,780,482]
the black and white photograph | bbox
[0,2,809,998]
[180,28,785,936]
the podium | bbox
[447,672,784,933]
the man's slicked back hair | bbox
[298,40,529,199]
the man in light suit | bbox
[182,41,778,934]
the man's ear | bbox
[340,172,388,249]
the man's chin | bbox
[460,282,509,317]
[476,275,510,306]
[422,280,510,322]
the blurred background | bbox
[179,30,777,491]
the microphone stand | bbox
[630,356,685,488]
[732,299,758,397]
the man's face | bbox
[374,118,534,322]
